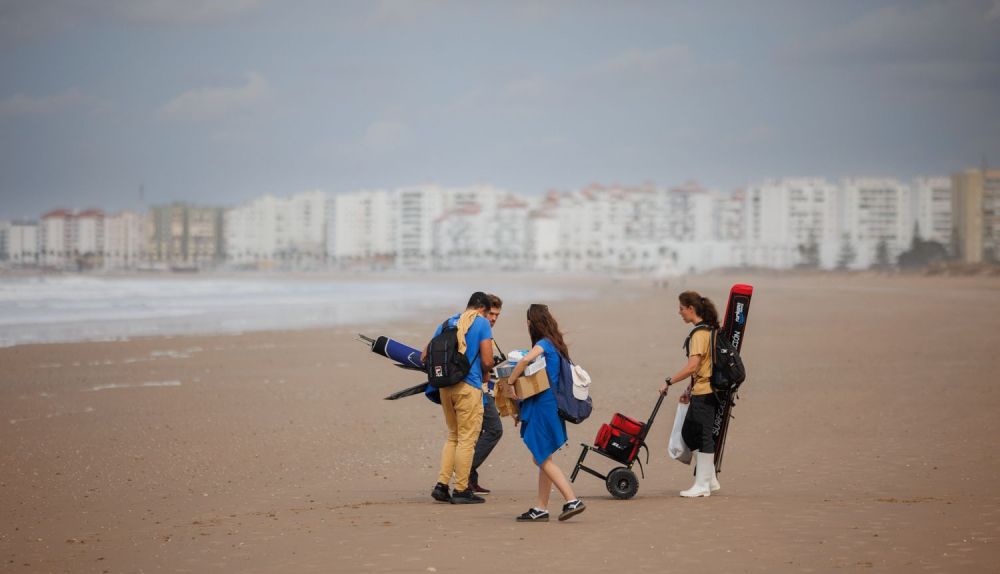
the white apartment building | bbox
[4,221,38,265]
[0,221,8,262]
[911,176,952,246]
[327,189,396,266]
[103,211,146,270]
[839,178,912,268]
[395,185,445,270]
[526,209,560,271]
[432,184,510,269]
[225,190,327,268]
[434,205,491,270]
[742,178,840,269]
[75,210,104,258]
[715,189,746,241]
[494,196,531,269]
[39,209,74,268]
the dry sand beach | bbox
[2,273,999,573]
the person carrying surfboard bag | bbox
[420,291,494,504]
[659,290,722,498]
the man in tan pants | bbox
[424,292,494,504]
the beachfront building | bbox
[910,177,952,247]
[952,168,1000,263]
[514,183,735,274]
[432,185,508,270]
[839,178,913,269]
[0,221,8,263]
[494,195,532,269]
[526,209,560,271]
[74,210,105,269]
[11,221,40,265]
[225,190,327,269]
[148,203,224,269]
[326,189,396,268]
[741,178,840,269]
[395,185,445,270]
[102,211,146,270]
[39,209,75,269]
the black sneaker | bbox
[449,489,485,504]
[516,508,549,522]
[431,483,451,503]
[558,499,586,521]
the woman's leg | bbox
[538,456,576,503]
[536,464,552,509]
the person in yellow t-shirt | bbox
[659,290,722,498]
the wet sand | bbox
[2,273,999,573]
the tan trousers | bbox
[437,383,484,492]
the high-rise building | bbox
[39,209,75,268]
[148,203,224,268]
[225,190,327,268]
[911,177,952,247]
[742,178,839,269]
[2,221,38,265]
[326,189,396,267]
[75,209,105,268]
[395,185,445,270]
[0,221,8,261]
[103,211,146,270]
[839,178,912,268]
[952,169,1000,263]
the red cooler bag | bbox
[595,423,613,450]
[611,413,644,436]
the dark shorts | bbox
[682,393,718,454]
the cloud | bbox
[0,0,262,49]
[158,72,270,122]
[109,0,263,25]
[362,120,410,152]
[988,0,1000,21]
[589,45,693,79]
[0,87,91,118]
[370,0,450,23]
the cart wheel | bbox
[606,467,639,499]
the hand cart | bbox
[570,393,666,499]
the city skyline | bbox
[1,1,998,220]
[6,173,985,274]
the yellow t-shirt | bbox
[687,329,714,396]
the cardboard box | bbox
[496,391,518,418]
[494,355,546,379]
[497,368,550,402]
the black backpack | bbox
[709,328,746,393]
[685,324,746,394]
[426,319,478,389]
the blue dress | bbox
[519,338,568,465]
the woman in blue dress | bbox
[502,303,586,522]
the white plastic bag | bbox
[668,402,692,464]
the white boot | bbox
[680,452,714,498]
[709,455,721,492]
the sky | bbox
[0,0,998,219]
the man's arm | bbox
[479,338,494,376]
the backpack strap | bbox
[683,323,711,357]
[683,323,712,388]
